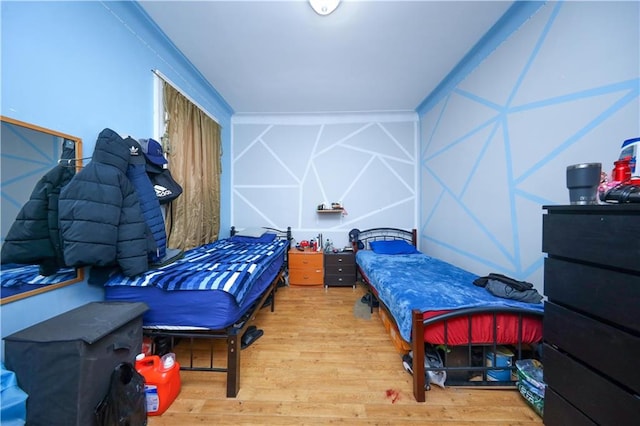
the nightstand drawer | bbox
[324,252,355,267]
[324,263,356,276]
[324,275,355,286]
[289,251,324,269]
[289,268,323,285]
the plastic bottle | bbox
[135,353,181,416]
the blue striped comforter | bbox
[104,238,288,304]
[1,265,77,287]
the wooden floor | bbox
[148,284,542,425]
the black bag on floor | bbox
[95,362,147,426]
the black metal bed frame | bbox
[144,226,291,398]
[353,227,543,402]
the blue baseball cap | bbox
[139,138,168,166]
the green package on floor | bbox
[515,359,545,417]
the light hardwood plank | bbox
[147,284,542,425]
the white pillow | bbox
[235,227,266,238]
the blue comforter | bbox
[356,250,544,341]
[1,265,77,287]
[104,238,288,305]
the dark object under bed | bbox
[352,227,544,402]
[104,226,291,397]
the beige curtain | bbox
[162,81,221,250]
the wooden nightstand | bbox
[288,248,324,286]
[324,251,356,288]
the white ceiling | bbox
[138,0,513,114]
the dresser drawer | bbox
[324,252,355,267]
[542,208,640,272]
[544,302,640,394]
[289,268,323,285]
[288,251,324,269]
[324,263,356,276]
[324,274,355,287]
[544,258,640,334]
[544,388,597,426]
[543,344,640,425]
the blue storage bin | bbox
[1,362,27,426]
[485,346,514,381]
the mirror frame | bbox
[1,116,85,305]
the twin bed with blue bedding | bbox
[105,235,288,330]
[353,228,544,402]
[104,226,291,398]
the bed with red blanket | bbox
[352,227,544,402]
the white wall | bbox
[418,1,639,293]
[232,113,418,248]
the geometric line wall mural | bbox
[419,1,639,292]
[232,114,418,246]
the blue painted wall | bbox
[418,1,639,293]
[0,1,233,356]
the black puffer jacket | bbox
[59,129,150,276]
[1,164,75,275]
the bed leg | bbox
[227,332,241,397]
[412,309,426,402]
[271,272,282,313]
[271,283,276,312]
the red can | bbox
[612,158,632,182]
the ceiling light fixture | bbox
[309,0,340,16]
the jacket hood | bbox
[91,128,131,172]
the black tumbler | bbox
[566,163,601,205]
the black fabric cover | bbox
[3,302,148,426]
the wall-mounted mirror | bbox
[1,116,84,304]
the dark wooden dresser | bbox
[324,251,356,288]
[542,204,640,425]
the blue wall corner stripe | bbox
[416,1,546,115]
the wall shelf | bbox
[317,209,344,214]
